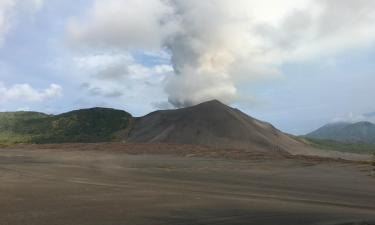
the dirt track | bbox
[1,146,375,225]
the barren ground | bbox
[1,143,375,225]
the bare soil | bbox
[1,143,375,225]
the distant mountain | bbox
[306,121,375,144]
[127,100,309,154]
[306,122,351,139]
[0,108,132,145]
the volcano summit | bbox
[127,100,308,155]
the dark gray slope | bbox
[127,100,306,153]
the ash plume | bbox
[68,0,375,108]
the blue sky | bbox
[0,0,374,135]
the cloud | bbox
[67,0,179,50]
[332,111,375,124]
[364,112,375,118]
[151,101,173,110]
[74,53,173,101]
[0,82,62,102]
[68,0,375,107]
[0,0,43,46]
[331,113,366,123]
[103,90,123,98]
[80,82,123,98]
[74,54,131,80]
[74,53,173,81]
[16,106,30,111]
[364,112,375,123]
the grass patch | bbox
[303,138,375,154]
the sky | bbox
[0,0,374,135]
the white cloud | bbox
[67,0,179,50]
[0,0,43,46]
[74,53,173,103]
[74,53,173,81]
[16,106,30,111]
[0,82,62,102]
[68,0,375,107]
[363,112,375,124]
[332,112,375,124]
[0,0,13,44]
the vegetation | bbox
[0,108,132,145]
[304,137,375,154]
[306,121,375,144]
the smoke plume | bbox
[68,0,375,107]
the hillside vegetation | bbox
[0,108,132,145]
[304,138,375,154]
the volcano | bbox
[127,100,308,154]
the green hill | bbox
[303,137,375,154]
[0,108,132,145]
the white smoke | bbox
[68,0,375,107]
